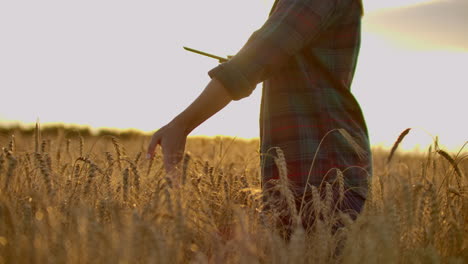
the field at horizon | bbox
[1,122,465,154]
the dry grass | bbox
[0,127,467,264]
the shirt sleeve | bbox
[208,0,337,100]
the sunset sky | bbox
[0,0,466,151]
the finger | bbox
[146,132,161,159]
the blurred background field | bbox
[0,125,466,263]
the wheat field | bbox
[0,125,466,263]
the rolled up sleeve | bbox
[208,0,337,100]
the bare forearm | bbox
[173,78,232,135]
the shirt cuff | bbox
[208,61,255,101]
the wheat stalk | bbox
[436,150,464,181]
[436,149,464,193]
[337,129,367,160]
[0,152,5,177]
[273,147,300,228]
[146,155,154,177]
[129,161,141,193]
[35,152,53,196]
[300,128,370,216]
[7,135,15,153]
[79,136,84,157]
[83,163,97,195]
[3,151,17,190]
[387,128,411,164]
[111,137,124,171]
[34,119,41,153]
[41,139,47,154]
[336,170,345,205]
[134,151,142,165]
[122,167,129,202]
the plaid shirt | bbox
[209,0,371,199]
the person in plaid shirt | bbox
[147,0,371,233]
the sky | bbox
[0,0,467,151]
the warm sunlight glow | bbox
[353,32,468,152]
[364,0,468,52]
[364,0,437,11]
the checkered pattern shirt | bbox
[208,0,371,198]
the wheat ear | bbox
[387,128,411,164]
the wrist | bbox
[171,114,192,136]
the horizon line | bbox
[0,120,465,154]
